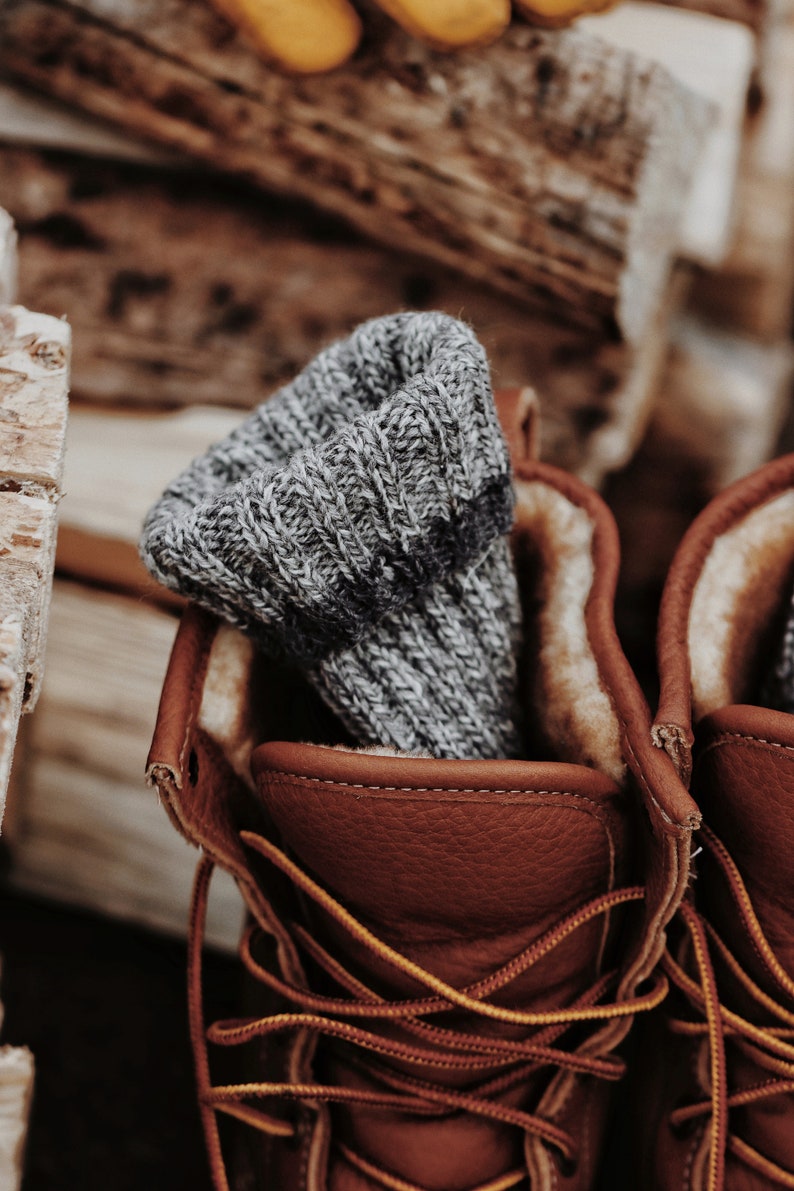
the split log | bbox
[606,315,794,673]
[655,316,793,491]
[57,405,239,604]
[581,2,754,266]
[6,579,244,949]
[1,144,682,484]
[0,211,16,305]
[0,303,67,830]
[0,0,711,343]
[688,7,794,338]
[0,42,740,271]
[653,0,769,36]
[0,78,171,165]
[0,306,69,710]
[572,269,688,486]
[0,617,26,811]
[0,279,65,1191]
[0,494,59,706]
[0,307,68,502]
[0,1041,33,1191]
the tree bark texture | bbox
[0,300,66,827]
[2,145,679,483]
[0,304,68,729]
[0,0,711,342]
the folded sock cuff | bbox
[141,312,514,666]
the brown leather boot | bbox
[147,416,697,1191]
[646,453,794,1190]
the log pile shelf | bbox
[0,217,67,1191]
[0,0,714,342]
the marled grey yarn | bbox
[140,312,523,758]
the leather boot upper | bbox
[147,422,698,1190]
[651,453,794,1191]
[243,741,637,1191]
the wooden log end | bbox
[0,615,26,830]
[0,1042,35,1191]
[0,304,69,498]
[0,212,17,307]
[0,0,712,342]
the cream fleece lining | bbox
[689,490,794,718]
[515,480,624,783]
[199,625,258,787]
[198,480,625,783]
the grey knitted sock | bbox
[140,312,523,759]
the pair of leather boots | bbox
[147,392,794,1191]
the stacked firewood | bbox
[0,0,790,947]
[606,0,794,670]
[0,222,67,1191]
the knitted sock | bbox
[140,312,523,759]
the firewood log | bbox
[6,579,243,948]
[654,0,769,35]
[688,6,794,338]
[0,302,68,823]
[0,1039,33,1191]
[0,306,68,699]
[1,144,683,485]
[581,2,754,266]
[0,0,711,342]
[0,211,16,305]
[606,315,794,677]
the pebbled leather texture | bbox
[647,453,794,1191]
[147,414,698,1191]
[252,742,631,1191]
[695,707,794,1186]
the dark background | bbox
[0,883,238,1191]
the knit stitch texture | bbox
[140,312,523,758]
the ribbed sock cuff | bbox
[141,312,523,757]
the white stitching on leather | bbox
[259,770,612,799]
[703,731,794,755]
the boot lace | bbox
[663,825,794,1190]
[189,829,667,1191]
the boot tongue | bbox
[252,741,631,1000]
[252,742,632,1191]
[695,704,794,988]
